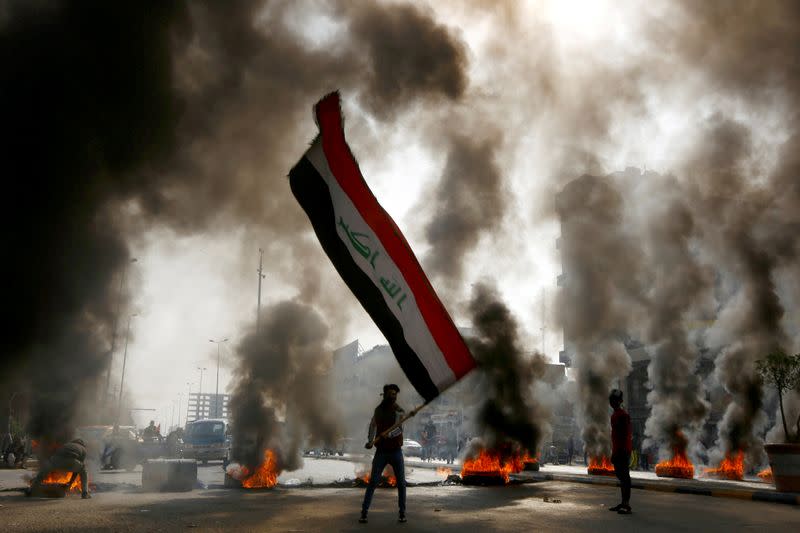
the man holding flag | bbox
[289,91,477,524]
[360,384,406,524]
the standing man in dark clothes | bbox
[360,384,407,524]
[27,438,91,499]
[608,389,632,514]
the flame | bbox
[29,440,88,494]
[460,448,527,483]
[587,456,616,476]
[757,467,773,483]
[704,451,744,481]
[655,436,695,479]
[436,466,452,478]
[522,452,539,465]
[229,449,279,489]
[39,471,83,493]
[357,465,397,487]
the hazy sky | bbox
[108,0,792,429]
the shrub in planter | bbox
[757,352,800,492]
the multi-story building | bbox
[187,392,230,421]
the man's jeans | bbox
[612,453,631,505]
[361,448,406,514]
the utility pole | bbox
[209,338,228,417]
[115,313,138,427]
[541,289,546,356]
[105,258,137,399]
[256,248,265,333]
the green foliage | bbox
[757,351,800,443]
[757,352,800,394]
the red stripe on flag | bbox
[315,92,475,379]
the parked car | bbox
[403,439,423,457]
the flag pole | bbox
[370,401,429,447]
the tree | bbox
[757,352,800,443]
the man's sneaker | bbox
[358,512,368,524]
[617,505,632,515]
[608,504,623,512]
[82,493,92,500]
[398,513,407,523]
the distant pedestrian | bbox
[359,384,407,524]
[608,389,632,515]
[142,420,160,440]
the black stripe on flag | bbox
[289,156,440,401]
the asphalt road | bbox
[3,478,799,532]
[2,458,797,532]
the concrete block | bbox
[224,472,243,488]
[141,459,197,492]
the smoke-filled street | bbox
[3,458,799,531]
[3,0,800,531]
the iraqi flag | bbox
[289,92,476,402]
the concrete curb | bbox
[525,471,800,506]
[314,455,800,506]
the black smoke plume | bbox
[637,177,712,460]
[466,282,549,454]
[228,300,337,472]
[654,0,800,456]
[1,1,188,444]
[1,0,469,443]
[682,116,790,462]
[556,175,644,458]
[424,135,506,293]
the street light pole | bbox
[105,258,137,399]
[257,248,265,332]
[177,393,183,427]
[185,382,195,423]
[115,313,138,427]
[209,338,228,417]
[197,367,207,418]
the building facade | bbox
[187,392,230,421]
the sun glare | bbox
[533,0,639,48]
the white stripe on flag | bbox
[305,139,457,391]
